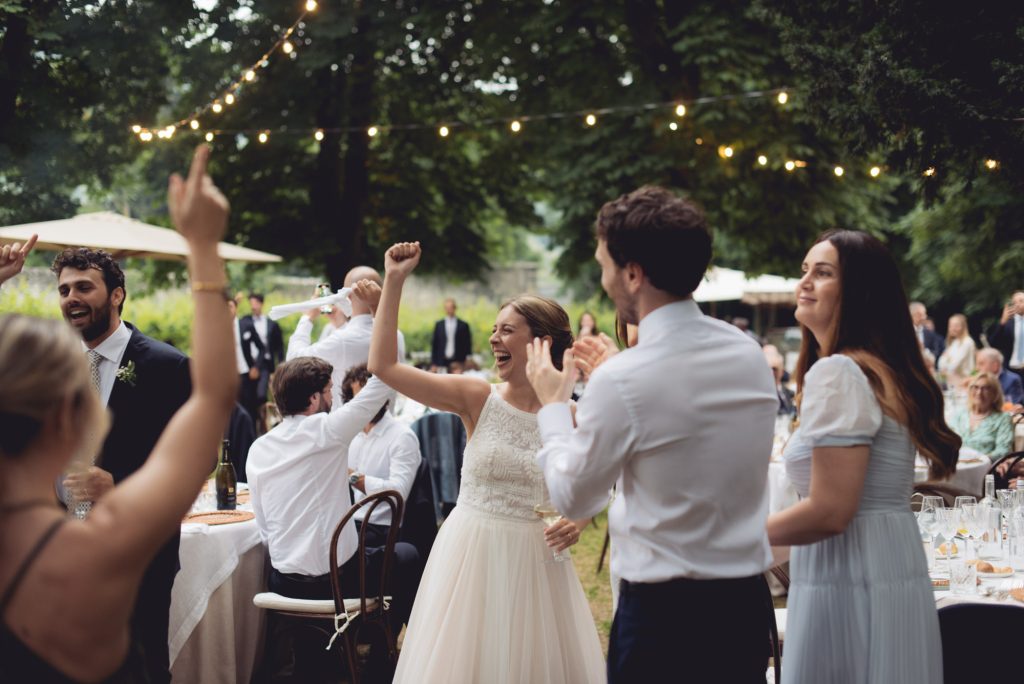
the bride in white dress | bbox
[365,241,606,683]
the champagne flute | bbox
[936,507,960,572]
[954,496,976,537]
[534,501,571,563]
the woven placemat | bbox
[184,510,255,525]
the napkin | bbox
[268,287,354,321]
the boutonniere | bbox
[116,360,138,387]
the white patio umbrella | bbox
[741,272,801,306]
[0,211,281,263]
[693,266,748,303]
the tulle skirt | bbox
[393,503,606,683]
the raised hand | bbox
[167,144,229,245]
[352,278,382,314]
[573,332,619,380]
[0,234,38,286]
[1002,303,1016,325]
[525,337,576,405]
[384,241,421,278]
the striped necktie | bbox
[87,349,103,393]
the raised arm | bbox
[0,234,38,287]
[88,145,238,565]
[366,242,490,429]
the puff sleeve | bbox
[799,355,883,448]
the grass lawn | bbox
[570,511,615,655]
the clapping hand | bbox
[0,234,38,286]
[352,279,382,314]
[384,242,421,278]
[573,332,619,380]
[525,337,576,406]
[168,144,229,245]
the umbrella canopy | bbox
[0,211,281,263]
[693,266,747,303]
[693,266,800,305]
[741,272,801,306]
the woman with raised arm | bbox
[766,229,960,682]
[0,145,237,682]
[366,242,604,683]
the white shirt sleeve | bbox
[286,316,314,360]
[799,355,883,447]
[322,376,391,446]
[536,367,637,520]
[363,430,420,502]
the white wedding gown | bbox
[393,386,606,683]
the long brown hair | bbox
[794,230,960,479]
[501,295,574,370]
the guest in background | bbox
[976,347,1024,406]
[342,365,421,550]
[986,290,1024,383]
[0,144,236,683]
[577,311,600,338]
[243,293,285,411]
[910,301,944,366]
[763,345,796,416]
[230,296,263,421]
[938,313,976,387]
[767,230,957,683]
[447,360,465,375]
[430,297,471,371]
[950,372,1014,461]
[918,337,937,371]
[318,300,349,341]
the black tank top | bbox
[0,518,146,683]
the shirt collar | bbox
[636,299,700,345]
[84,321,131,363]
[349,313,373,327]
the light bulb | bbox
[834,166,844,177]
[724,146,734,158]
[245,70,256,82]
[305,0,318,10]
[718,145,733,159]
[510,120,522,133]
[315,129,325,141]
[695,137,703,145]
[140,131,153,142]
[225,93,235,105]
[165,126,176,139]
[190,120,200,130]
[131,125,142,134]
[669,121,678,131]
[258,131,269,143]
[212,102,223,113]
[675,104,686,117]
[757,155,768,166]
[923,167,936,177]
[870,166,881,177]
[367,126,378,137]
[205,132,214,142]
[777,91,788,104]
[283,41,294,54]
[785,160,796,172]
[439,125,450,137]
[585,114,597,126]
[985,159,999,170]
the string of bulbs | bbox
[129,1,1002,180]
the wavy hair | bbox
[501,295,574,370]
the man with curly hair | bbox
[52,247,192,684]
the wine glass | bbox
[534,501,571,563]
[936,507,961,571]
[954,496,977,537]
[960,504,982,559]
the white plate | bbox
[978,570,1015,578]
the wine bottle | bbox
[318,283,333,314]
[216,439,237,511]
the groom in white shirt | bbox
[526,186,778,682]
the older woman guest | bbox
[951,372,1014,460]
[938,313,976,388]
[0,145,237,682]
[767,229,959,683]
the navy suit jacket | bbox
[430,318,472,367]
[241,315,283,371]
[922,328,945,367]
[988,319,1017,369]
[1000,369,1024,405]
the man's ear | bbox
[111,286,126,310]
[623,262,645,295]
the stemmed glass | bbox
[960,504,983,559]
[954,496,977,537]
[936,508,961,572]
[917,496,943,567]
[534,500,571,563]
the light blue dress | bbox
[782,355,942,683]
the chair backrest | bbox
[913,481,979,507]
[411,412,466,521]
[327,490,405,617]
[989,450,1024,489]
[399,457,439,560]
[938,603,1024,681]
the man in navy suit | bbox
[53,247,192,684]
[242,292,284,412]
[910,301,944,367]
[987,291,1024,384]
[430,297,472,370]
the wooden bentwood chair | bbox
[253,490,405,684]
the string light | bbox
[675,104,686,117]
[205,132,214,142]
[225,93,235,105]
[785,160,796,171]
[439,125,450,137]
[985,159,999,170]
[717,145,734,159]
[245,69,256,82]
[131,125,141,134]
[668,121,678,131]
[190,120,200,130]
[139,131,153,142]
[314,129,325,141]
[695,137,703,145]
[305,0,317,10]
[212,102,223,114]
[510,120,522,133]
[258,131,269,143]
[870,166,881,177]
[923,167,936,177]
[777,92,788,104]
[757,155,768,166]
[367,126,379,137]
[585,114,597,126]
[794,160,807,168]
[833,165,844,177]
[282,41,294,55]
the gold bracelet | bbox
[191,281,231,300]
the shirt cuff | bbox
[363,475,383,493]
[537,402,573,443]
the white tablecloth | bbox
[914,455,990,496]
[170,515,267,684]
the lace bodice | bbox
[457,386,548,520]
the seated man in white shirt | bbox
[341,365,421,549]
[246,356,419,631]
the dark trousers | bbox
[608,574,770,684]
[239,372,260,423]
[132,533,180,684]
[268,540,419,629]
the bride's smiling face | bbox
[489,306,535,381]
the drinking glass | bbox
[960,504,983,559]
[534,502,571,563]
[949,559,976,596]
[936,508,961,568]
[954,496,976,537]
[978,507,1003,560]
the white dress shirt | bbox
[252,314,270,361]
[82,322,131,406]
[288,314,405,405]
[233,319,250,374]
[536,299,778,583]
[349,413,421,526]
[246,376,392,576]
[444,316,457,360]
[1012,315,1024,368]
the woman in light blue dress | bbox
[767,229,961,683]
